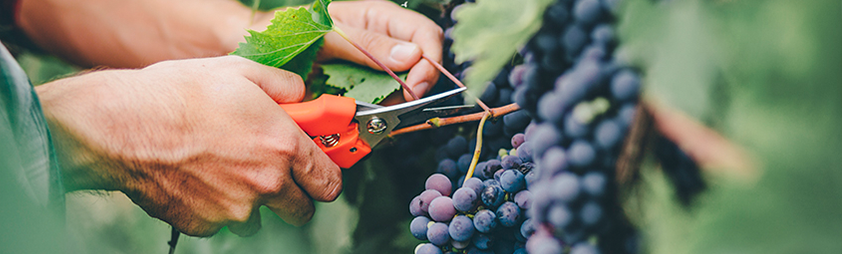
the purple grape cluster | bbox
[410,128,536,254]
[508,0,642,253]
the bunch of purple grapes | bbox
[410,126,536,254]
[508,0,642,253]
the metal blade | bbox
[353,87,466,148]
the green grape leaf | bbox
[321,63,407,104]
[231,0,333,79]
[450,0,554,103]
[451,0,554,102]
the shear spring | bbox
[319,134,340,147]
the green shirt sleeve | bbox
[0,41,65,253]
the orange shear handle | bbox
[279,95,372,168]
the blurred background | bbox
[8,0,841,253]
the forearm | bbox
[17,0,261,68]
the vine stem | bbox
[389,103,520,136]
[333,27,419,100]
[421,55,492,113]
[463,113,490,185]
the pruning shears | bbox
[279,87,466,168]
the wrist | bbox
[35,73,135,192]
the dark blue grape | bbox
[517,141,534,163]
[582,171,607,197]
[595,118,623,150]
[449,215,475,242]
[415,243,442,254]
[581,44,608,61]
[497,88,513,106]
[426,173,453,196]
[496,202,522,227]
[539,146,567,178]
[519,218,536,239]
[618,102,637,128]
[457,154,473,174]
[483,118,504,136]
[480,159,502,179]
[568,140,596,167]
[524,170,537,189]
[545,2,570,25]
[500,169,526,193]
[547,203,574,229]
[493,169,505,182]
[463,177,484,195]
[514,190,532,210]
[503,110,531,132]
[473,209,497,233]
[452,239,471,250]
[551,172,580,202]
[509,65,528,88]
[411,216,431,240]
[537,91,566,123]
[529,124,563,159]
[429,196,457,222]
[501,156,523,170]
[574,0,604,26]
[564,112,591,139]
[591,24,615,46]
[452,187,478,212]
[446,136,469,158]
[611,69,641,102]
[472,233,493,250]
[437,159,459,180]
[427,222,451,246]
[563,25,587,56]
[571,242,601,254]
[479,85,499,104]
[580,201,603,226]
[480,180,506,208]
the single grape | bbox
[472,233,493,250]
[426,173,453,196]
[574,0,603,26]
[568,140,596,168]
[480,180,506,208]
[529,123,563,159]
[570,242,601,254]
[618,103,637,127]
[564,112,591,139]
[480,159,502,179]
[446,136,469,158]
[410,216,431,240]
[410,196,423,216]
[517,142,534,163]
[591,24,615,46]
[537,92,566,124]
[496,201,522,227]
[547,203,574,229]
[463,177,484,195]
[563,25,587,56]
[413,189,442,216]
[519,218,535,239]
[449,215,475,242]
[451,239,471,250]
[500,169,526,193]
[493,169,505,182]
[427,222,451,246]
[457,154,473,174]
[526,233,563,254]
[524,170,538,189]
[473,209,497,233]
[539,146,567,178]
[437,159,459,180]
[510,133,526,149]
[580,201,603,226]
[594,118,623,150]
[581,171,607,197]
[415,243,443,254]
[503,110,531,131]
[501,155,523,170]
[429,196,457,222]
[514,190,532,210]
[452,187,479,213]
[611,69,640,102]
[551,172,580,202]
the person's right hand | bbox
[35,56,342,237]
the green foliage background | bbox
[10,0,842,253]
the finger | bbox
[288,132,343,202]
[322,23,421,72]
[226,56,306,104]
[263,177,316,226]
[403,57,438,101]
[228,207,262,237]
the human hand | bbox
[35,56,342,237]
[320,0,443,102]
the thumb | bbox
[229,56,306,104]
[323,24,422,72]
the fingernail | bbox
[390,43,419,63]
[414,82,429,97]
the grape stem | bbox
[389,103,521,136]
[333,27,419,100]
[421,55,492,113]
[463,113,490,185]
